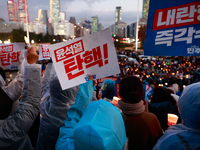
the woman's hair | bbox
[151,87,176,105]
[119,76,143,104]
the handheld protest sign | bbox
[49,28,120,90]
[0,43,25,70]
[144,0,200,56]
[39,44,50,60]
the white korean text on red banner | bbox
[49,28,120,90]
[0,43,25,70]
[144,0,200,56]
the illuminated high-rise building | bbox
[50,0,61,24]
[91,15,98,33]
[142,0,150,19]
[18,0,29,23]
[115,6,122,22]
[7,0,18,22]
[60,11,66,21]
[38,9,48,25]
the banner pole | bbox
[136,0,139,52]
[25,0,30,45]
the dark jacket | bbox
[149,101,178,131]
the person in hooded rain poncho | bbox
[0,47,41,150]
[153,82,200,150]
[36,62,80,150]
[100,79,116,102]
[55,75,127,150]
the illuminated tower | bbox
[142,0,150,19]
[115,6,122,22]
[7,0,18,22]
[38,9,48,25]
[18,0,29,23]
[91,15,98,33]
[50,0,61,23]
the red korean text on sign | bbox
[55,40,109,80]
[0,45,21,66]
[153,1,200,31]
[41,45,50,58]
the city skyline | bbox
[0,0,143,28]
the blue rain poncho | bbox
[56,80,126,150]
[153,82,200,150]
[36,63,80,150]
[0,63,41,150]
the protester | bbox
[0,47,41,149]
[153,82,200,150]
[149,87,179,131]
[118,76,163,150]
[56,75,127,150]
[100,79,116,102]
[36,63,80,150]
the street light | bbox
[0,40,2,43]
[4,40,10,44]
[53,39,56,42]
[31,40,34,44]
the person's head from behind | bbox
[119,76,143,104]
[101,79,115,100]
[74,100,126,150]
[151,87,176,105]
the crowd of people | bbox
[0,47,200,150]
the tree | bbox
[44,33,52,43]
[37,33,44,43]
[11,28,25,42]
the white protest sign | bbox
[0,43,25,70]
[49,28,120,90]
[39,44,51,60]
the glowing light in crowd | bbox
[183,85,186,88]
[165,83,168,86]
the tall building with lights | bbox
[115,6,122,22]
[142,0,150,19]
[7,0,18,22]
[91,15,98,33]
[38,9,48,25]
[50,0,61,24]
[18,0,29,23]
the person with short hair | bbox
[118,76,163,150]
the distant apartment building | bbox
[0,21,23,33]
[24,23,46,35]
[54,21,75,38]
[69,16,76,24]
[18,0,29,23]
[50,0,61,23]
[7,0,18,22]
[91,15,98,33]
[38,9,48,25]
[60,11,66,21]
